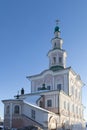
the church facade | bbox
[2,23,86,130]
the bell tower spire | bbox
[47,21,67,71]
[54,19,60,38]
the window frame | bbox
[6,105,10,114]
[54,43,56,48]
[14,105,20,114]
[47,99,52,107]
[53,57,56,64]
[57,84,61,91]
[59,57,62,63]
[47,85,51,90]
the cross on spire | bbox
[56,19,60,25]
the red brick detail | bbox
[9,115,43,129]
[12,118,23,128]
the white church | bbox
[2,22,86,130]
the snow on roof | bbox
[23,100,56,114]
[23,95,56,114]
[24,95,41,105]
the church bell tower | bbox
[48,21,67,71]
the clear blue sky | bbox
[0,0,87,120]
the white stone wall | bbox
[23,103,44,124]
[31,73,53,92]
[22,102,58,128]
[69,70,82,103]
[48,49,67,69]
[59,91,85,129]
[31,69,69,94]
[44,92,59,109]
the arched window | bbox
[14,105,20,114]
[53,57,56,64]
[54,43,56,48]
[6,105,10,114]
[39,101,43,107]
[59,57,62,63]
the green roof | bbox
[50,65,64,71]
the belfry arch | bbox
[48,116,57,130]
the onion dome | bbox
[54,26,60,33]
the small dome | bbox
[54,26,60,33]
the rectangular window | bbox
[59,57,62,63]
[47,99,52,107]
[57,84,61,91]
[31,109,35,119]
[53,57,56,64]
[14,105,20,114]
[47,86,51,90]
